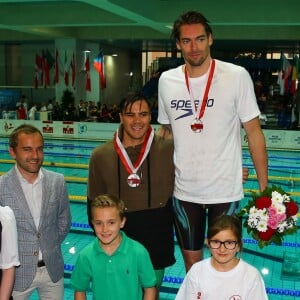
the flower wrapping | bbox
[238,185,298,248]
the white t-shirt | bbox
[29,106,37,120]
[0,206,20,269]
[175,257,268,300]
[158,59,260,204]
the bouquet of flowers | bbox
[238,185,298,248]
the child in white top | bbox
[175,215,268,300]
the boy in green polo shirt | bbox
[71,194,157,300]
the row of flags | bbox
[34,50,106,91]
[277,53,299,96]
[93,52,106,90]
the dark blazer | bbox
[0,167,71,292]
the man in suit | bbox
[0,124,71,300]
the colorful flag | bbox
[54,49,59,84]
[291,66,298,95]
[43,49,51,87]
[85,55,91,91]
[277,53,292,95]
[295,55,299,78]
[34,53,43,89]
[93,52,106,89]
[45,49,54,68]
[64,50,69,86]
[70,52,76,87]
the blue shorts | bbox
[173,197,239,251]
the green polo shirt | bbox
[71,231,157,300]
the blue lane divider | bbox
[163,276,183,284]
[71,222,91,229]
[242,238,300,248]
[243,163,300,170]
[265,288,300,297]
[44,151,90,158]
[243,153,300,162]
[64,264,75,272]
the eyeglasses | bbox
[208,240,239,250]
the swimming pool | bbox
[0,138,299,300]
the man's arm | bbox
[242,167,249,183]
[143,287,157,300]
[74,291,86,300]
[155,124,173,139]
[0,267,15,300]
[58,179,71,242]
[243,117,268,191]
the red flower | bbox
[285,201,299,217]
[255,196,272,209]
[258,227,276,241]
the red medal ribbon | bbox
[113,127,154,175]
[184,59,216,120]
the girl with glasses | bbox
[175,215,268,299]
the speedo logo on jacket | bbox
[170,99,214,120]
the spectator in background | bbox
[257,92,267,114]
[278,95,292,129]
[99,103,112,122]
[17,104,26,120]
[293,88,300,127]
[78,100,88,121]
[16,95,28,119]
[142,68,168,100]
[40,103,47,112]
[51,101,61,121]
[47,99,53,111]
[110,104,120,123]
[28,104,37,120]
[2,108,9,120]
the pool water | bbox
[0,139,299,300]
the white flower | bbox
[248,215,258,228]
[249,206,259,215]
[278,221,288,233]
[291,215,298,223]
[272,203,286,214]
[282,194,290,203]
[271,191,284,205]
[286,217,297,228]
[248,207,268,231]
[257,220,268,232]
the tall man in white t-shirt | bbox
[158,10,268,272]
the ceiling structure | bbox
[0,0,299,55]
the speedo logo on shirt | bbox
[170,99,214,120]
